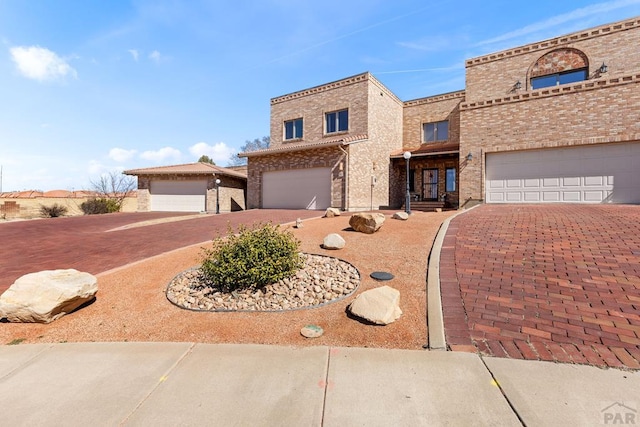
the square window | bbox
[423,120,449,142]
[284,118,303,140]
[326,109,348,134]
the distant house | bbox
[241,16,640,210]
[124,162,247,213]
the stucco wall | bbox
[0,196,137,219]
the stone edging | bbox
[427,206,479,350]
[165,253,361,313]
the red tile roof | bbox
[239,134,368,157]
[123,162,246,180]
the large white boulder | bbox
[323,233,346,250]
[324,207,341,218]
[0,269,98,323]
[349,212,385,234]
[348,285,402,325]
[392,212,409,220]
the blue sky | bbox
[2,0,640,191]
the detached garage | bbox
[262,167,332,209]
[125,162,247,213]
[485,142,640,204]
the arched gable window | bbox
[530,48,588,90]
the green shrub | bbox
[80,198,120,215]
[200,222,303,292]
[40,203,68,218]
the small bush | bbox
[200,222,303,292]
[80,198,120,215]
[40,203,68,218]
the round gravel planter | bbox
[166,253,361,312]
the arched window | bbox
[530,48,588,90]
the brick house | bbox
[124,162,246,213]
[241,73,403,211]
[243,16,640,210]
[460,17,640,205]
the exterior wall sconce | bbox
[509,80,522,93]
[403,151,412,214]
[599,62,608,74]
[466,152,473,162]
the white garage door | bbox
[486,142,640,203]
[263,168,331,209]
[150,180,207,212]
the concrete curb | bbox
[427,206,479,350]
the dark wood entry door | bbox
[423,169,438,200]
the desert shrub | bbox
[200,222,303,292]
[80,198,120,215]
[40,203,68,218]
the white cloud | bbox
[10,46,77,82]
[149,50,162,63]
[109,147,138,162]
[128,49,139,61]
[140,146,182,162]
[397,35,456,52]
[88,160,109,175]
[476,0,640,47]
[189,142,235,164]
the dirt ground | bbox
[0,211,455,350]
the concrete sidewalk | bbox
[1,343,638,426]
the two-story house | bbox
[241,73,403,211]
[242,16,640,210]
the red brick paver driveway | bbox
[0,210,320,293]
[440,204,640,369]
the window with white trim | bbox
[284,118,303,140]
[325,109,348,134]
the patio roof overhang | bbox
[390,142,460,159]
[238,134,368,158]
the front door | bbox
[423,169,438,200]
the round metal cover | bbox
[370,271,394,281]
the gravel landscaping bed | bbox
[167,253,360,311]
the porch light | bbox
[403,151,412,215]
[599,62,608,74]
[215,178,221,214]
[466,152,473,162]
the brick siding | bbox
[460,17,640,203]
[249,73,403,211]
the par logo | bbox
[601,402,637,425]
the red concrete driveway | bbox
[0,210,320,293]
[440,204,640,369]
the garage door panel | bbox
[150,180,206,212]
[524,192,541,202]
[262,168,331,210]
[486,142,640,204]
[542,192,561,202]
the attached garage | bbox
[486,142,640,204]
[150,180,207,212]
[262,168,331,209]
